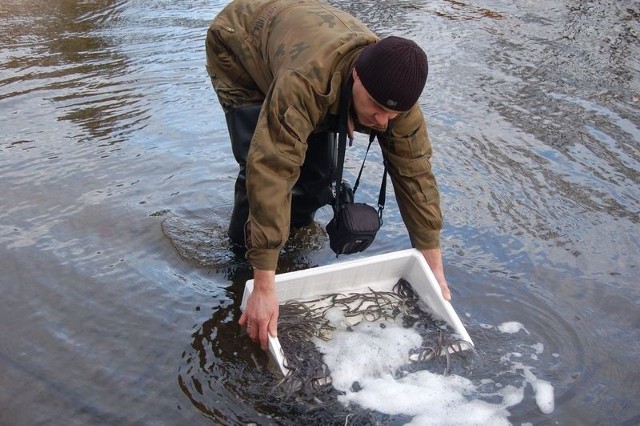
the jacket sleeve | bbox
[244,70,332,270]
[381,106,443,249]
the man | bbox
[206,0,451,350]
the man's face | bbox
[351,68,402,132]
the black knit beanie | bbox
[354,36,428,111]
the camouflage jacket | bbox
[208,0,442,271]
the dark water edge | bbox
[1,0,639,425]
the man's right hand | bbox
[238,268,279,350]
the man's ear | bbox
[352,67,358,80]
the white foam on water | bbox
[497,321,530,334]
[324,306,345,324]
[313,321,423,391]
[497,324,555,414]
[516,360,555,414]
[314,321,522,424]
[339,371,523,426]
[312,319,556,423]
[532,342,544,354]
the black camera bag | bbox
[327,202,381,254]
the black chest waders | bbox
[225,105,337,246]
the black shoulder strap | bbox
[333,74,352,210]
[352,132,388,219]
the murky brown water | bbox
[1,0,639,425]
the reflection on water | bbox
[0,1,141,146]
[1,0,639,425]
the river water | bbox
[1,0,638,425]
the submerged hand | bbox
[420,248,451,301]
[238,269,278,350]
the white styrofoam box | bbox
[241,248,473,376]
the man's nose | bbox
[374,112,391,127]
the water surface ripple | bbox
[1,0,638,425]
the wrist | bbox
[252,268,276,291]
[420,247,443,271]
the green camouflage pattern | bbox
[206,0,442,270]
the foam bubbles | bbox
[324,306,345,324]
[313,321,422,391]
[497,321,530,334]
[338,371,523,426]
[313,321,525,424]
[521,364,555,414]
[312,318,556,422]
[534,380,555,414]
